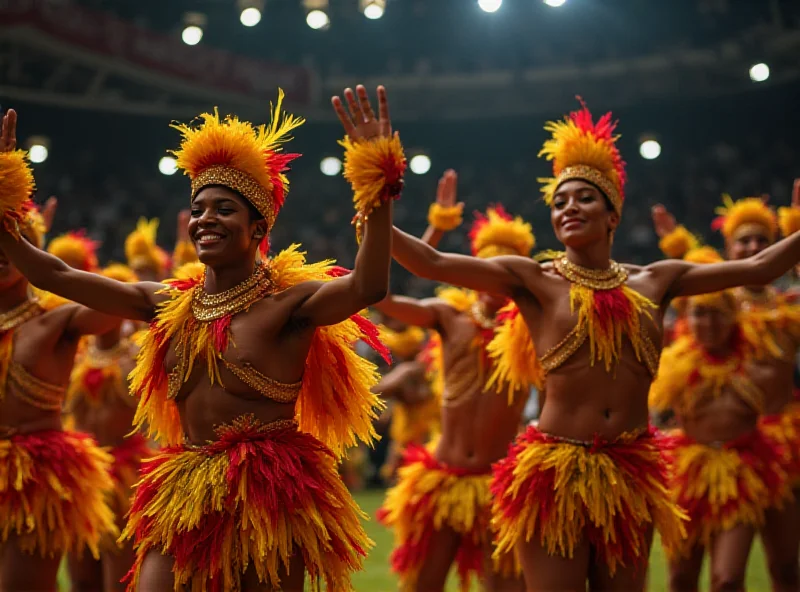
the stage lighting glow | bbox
[306,9,330,29]
[181,25,203,45]
[639,140,661,160]
[320,156,342,176]
[240,7,262,27]
[478,0,502,13]
[159,156,178,176]
[749,63,770,83]
[363,3,384,19]
[409,155,431,175]
[544,0,566,6]
[29,144,48,164]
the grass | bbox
[353,489,771,592]
[57,489,771,591]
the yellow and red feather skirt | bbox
[107,433,153,516]
[668,429,790,556]
[0,429,117,558]
[121,414,371,592]
[758,401,800,488]
[490,425,686,576]
[376,443,518,592]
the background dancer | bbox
[387,100,800,590]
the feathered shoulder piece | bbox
[649,331,762,416]
[469,205,535,259]
[712,194,777,242]
[736,287,800,361]
[130,244,389,457]
[171,90,304,232]
[435,286,477,313]
[538,98,626,215]
[486,302,543,403]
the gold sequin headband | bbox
[555,165,622,216]
[191,165,276,230]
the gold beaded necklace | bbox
[191,263,274,321]
[554,256,628,290]
[469,301,497,330]
[0,297,42,332]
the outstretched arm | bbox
[374,295,443,330]
[392,227,536,297]
[419,169,462,248]
[0,232,164,321]
[293,85,396,327]
[659,230,800,298]
[372,361,424,401]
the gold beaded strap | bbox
[7,362,65,411]
[539,325,659,377]
[539,324,588,374]
[0,298,42,332]
[221,358,301,403]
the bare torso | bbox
[1,305,83,434]
[165,286,316,444]
[514,263,665,441]
[435,304,527,471]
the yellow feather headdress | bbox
[101,263,138,283]
[170,89,304,231]
[47,230,99,272]
[468,205,535,259]
[538,99,626,215]
[125,218,164,275]
[712,194,777,243]
[678,246,736,312]
[379,325,426,360]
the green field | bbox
[353,489,770,592]
[58,489,771,591]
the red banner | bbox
[0,0,312,104]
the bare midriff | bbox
[536,339,654,442]
[174,363,299,445]
[679,389,759,445]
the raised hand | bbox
[332,85,391,142]
[41,196,58,232]
[0,109,17,153]
[792,179,800,209]
[651,204,677,238]
[436,169,461,208]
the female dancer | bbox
[0,85,402,591]
[650,247,789,591]
[0,110,119,591]
[388,101,800,589]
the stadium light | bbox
[303,0,330,30]
[639,139,661,161]
[544,0,567,7]
[320,156,342,176]
[181,12,206,45]
[360,0,386,20]
[478,0,502,13]
[26,136,50,164]
[158,156,178,176]
[238,0,263,27]
[749,63,770,83]
[409,154,432,175]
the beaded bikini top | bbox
[0,298,66,412]
[538,257,660,376]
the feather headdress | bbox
[538,98,626,215]
[47,230,99,272]
[469,205,535,259]
[125,217,165,276]
[712,194,777,243]
[170,89,304,231]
